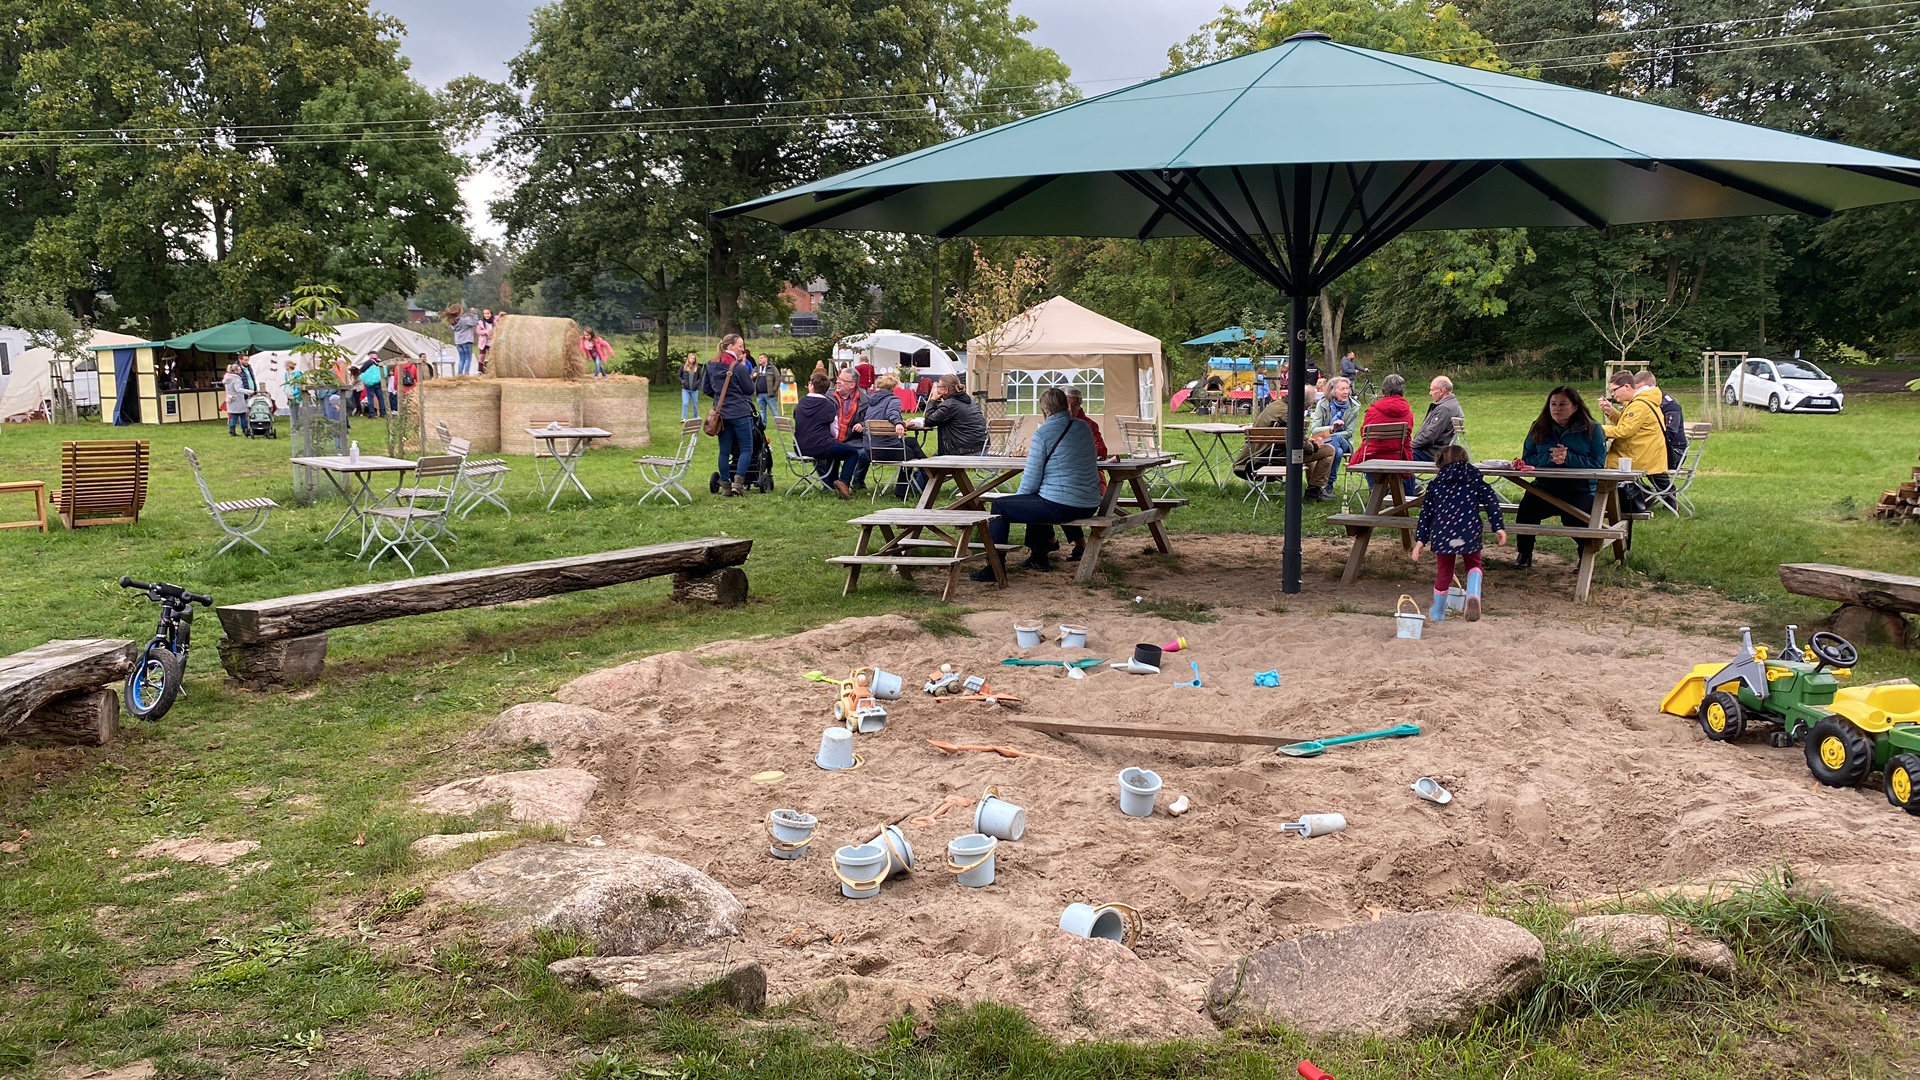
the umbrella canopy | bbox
[159,318,311,355]
[720,31,1920,592]
[1181,327,1270,347]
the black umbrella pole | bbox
[1282,292,1308,593]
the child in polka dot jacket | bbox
[1411,444,1507,622]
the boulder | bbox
[782,975,959,1047]
[410,831,513,859]
[1562,914,1736,978]
[435,844,743,956]
[981,931,1214,1043]
[413,769,598,826]
[488,702,625,753]
[133,838,259,867]
[548,946,765,1012]
[1206,911,1544,1037]
[555,652,713,714]
[1792,864,1920,969]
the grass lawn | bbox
[0,380,1918,1077]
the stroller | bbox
[709,413,776,494]
[243,391,277,438]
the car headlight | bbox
[1781,382,1803,393]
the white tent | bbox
[832,330,961,377]
[0,330,145,423]
[249,322,455,414]
[965,296,1166,449]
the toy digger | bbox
[833,670,889,734]
[1661,625,1920,812]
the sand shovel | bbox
[1276,723,1422,758]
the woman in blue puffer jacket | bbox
[971,387,1101,580]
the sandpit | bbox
[501,538,1920,1010]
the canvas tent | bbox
[0,330,144,423]
[250,322,455,414]
[965,296,1164,450]
[832,330,961,377]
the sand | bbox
[528,537,1920,1007]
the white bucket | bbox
[1015,625,1043,648]
[815,727,856,770]
[1446,586,1466,614]
[946,833,997,887]
[1059,902,1140,946]
[1059,624,1089,648]
[975,792,1027,840]
[1394,595,1426,640]
[834,843,887,898]
[1117,767,1162,818]
[869,668,904,700]
[767,809,818,860]
[867,824,915,880]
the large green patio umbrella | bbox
[719,31,1920,593]
[161,318,311,354]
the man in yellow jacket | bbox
[1600,371,1669,479]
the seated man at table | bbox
[970,387,1101,580]
[1230,388,1335,499]
[830,366,871,490]
[1600,369,1670,515]
[793,373,859,498]
[914,374,987,455]
[1411,375,1463,461]
[1513,386,1607,569]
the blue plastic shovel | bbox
[1277,722,1422,758]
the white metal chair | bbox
[636,419,700,507]
[773,416,831,497]
[446,435,512,519]
[365,455,462,573]
[1119,419,1188,498]
[1643,421,1709,517]
[183,447,277,555]
[1238,427,1288,517]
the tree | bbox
[955,249,1049,410]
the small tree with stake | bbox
[270,286,357,506]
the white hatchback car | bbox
[1722,357,1844,413]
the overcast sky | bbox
[373,0,1228,238]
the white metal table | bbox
[526,426,612,509]
[290,454,418,552]
[1166,422,1248,488]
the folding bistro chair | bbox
[1643,421,1710,517]
[183,447,277,555]
[866,441,914,503]
[636,419,700,507]
[1119,419,1188,499]
[365,455,462,573]
[446,435,512,518]
[773,416,831,497]
[1450,414,1469,457]
[1343,422,1411,512]
[984,417,1020,456]
[1239,427,1287,517]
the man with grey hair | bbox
[1411,375,1464,462]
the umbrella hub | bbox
[1283,30,1332,42]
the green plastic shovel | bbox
[1277,723,1422,758]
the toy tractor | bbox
[832,671,888,734]
[1661,625,1920,814]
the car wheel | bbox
[1767,394,1782,413]
[1723,385,1739,406]
[1805,717,1873,788]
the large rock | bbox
[782,975,959,1047]
[435,844,743,956]
[548,946,765,1012]
[980,931,1214,1043]
[488,702,625,753]
[555,652,713,714]
[1792,864,1920,969]
[1562,914,1736,978]
[413,769,598,826]
[1206,911,1545,1037]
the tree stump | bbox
[1825,604,1912,649]
[10,688,120,746]
[671,567,749,606]
[218,633,330,688]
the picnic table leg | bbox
[881,525,920,582]
[1183,431,1218,488]
[917,467,955,509]
[318,469,359,543]
[1074,527,1111,583]
[1600,483,1629,562]
[1127,472,1173,554]
[844,524,875,596]
[979,517,1008,586]
[1574,538,1600,602]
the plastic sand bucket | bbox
[1117,767,1163,817]
[1132,643,1164,668]
[767,809,818,860]
[834,844,887,899]
[975,789,1027,841]
[1015,625,1043,648]
[1059,902,1141,946]
[815,727,857,770]
[1059,624,1089,648]
[1446,586,1466,614]
[946,833,997,887]
[867,824,915,880]
[1394,595,1426,640]
[868,668,904,700]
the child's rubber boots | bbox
[1429,590,1448,622]
[1464,568,1483,622]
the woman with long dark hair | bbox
[1514,385,1608,570]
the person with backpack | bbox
[1634,370,1687,468]
[1600,371,1670,518]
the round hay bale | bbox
[490,314,586,381]
[580,376,652,448]
[421,379,502,453]
[499,379,584,455]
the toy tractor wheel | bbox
[1805,717,1874,788]
[1887,754,1920,816]
[1698,690,1745,742]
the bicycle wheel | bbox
[124,645,185,720]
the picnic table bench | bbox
[1780,563,1920,647]
[0,639,135,745]
[214,537,753,687]
[1334,460,1640,603]
[830,508,1007,601]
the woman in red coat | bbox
[1347,373,1417,496]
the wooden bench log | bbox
[13,689,120,746]
[215,538,752,686]
[1779,563,1920,647]
[0,639,136,736]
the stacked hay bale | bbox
[421,377,502,453]
[489,315,586,380]
[581,375,652,448]
[499,380,584,455]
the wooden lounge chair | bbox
[52,440,149,528]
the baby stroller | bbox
[709,413,776,494]
[243,391,277,438]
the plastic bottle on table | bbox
[349,440,360,465]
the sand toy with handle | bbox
[1277,722,1421,758]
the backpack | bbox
[1659,393,1687,469]
[401,366,416,388]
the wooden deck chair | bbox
[636,419,700,507]
[52,440,149,528]
[184,447,277,555]
[446,435,512,519]
[365,455,462,574]
[772,417,831,497]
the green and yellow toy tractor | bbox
[1661,626,1920,814]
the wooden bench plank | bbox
[1780,563,1920,613]
[847,509,996,527]
[0,639,136,733]
[1326,513,1624,540]
[828,554,987,567]
[216,538,753,644]
[1063,507,1169,532]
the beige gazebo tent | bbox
[965,296,1165,450]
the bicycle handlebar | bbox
[120,576,214,607]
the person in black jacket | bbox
[705,334,758,496]
[792,373,859,498]
[914,375,987,456]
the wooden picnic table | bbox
[912,454,1028,511]
[829,507,1006,601]
[1333,459,1642,602]
[1165,422,1248,488]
